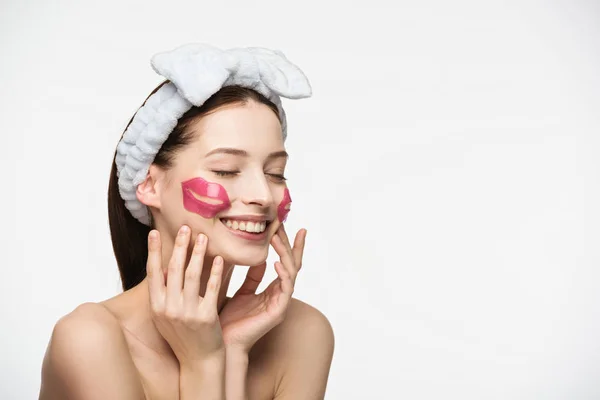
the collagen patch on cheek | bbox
[277,187,292,222]
[181,177,232,218]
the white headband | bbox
[115,43,312,225]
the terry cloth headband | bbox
[114,43,312,226]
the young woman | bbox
[39,44,334,400]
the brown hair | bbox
[108,81,280,291]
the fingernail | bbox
[197,234,205,244]
[180,225,189,235]
[149,230,158,240]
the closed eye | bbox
[267,173,287,182]
[212,170,239,177]
[212,170,286,182]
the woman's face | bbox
[154,100,289,266]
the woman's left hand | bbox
[219,225,306,353]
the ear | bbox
[136,164,164,210]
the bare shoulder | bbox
[39,302,144,400]
[279,298,334,343]
[259,298,335,400]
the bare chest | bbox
[122,331,276,400]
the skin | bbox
[38,100,335,400]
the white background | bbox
[1,0,599,399]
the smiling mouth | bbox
[219,218,272,234]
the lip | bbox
[219,219,269,242]
[219,215,272,223]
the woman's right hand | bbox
[146,225,225,367]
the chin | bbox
[221,248,268,267]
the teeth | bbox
[222,219,267,233]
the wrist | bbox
[180,349,226,373]
[226,346,249,364]
[225,343,252,355]
[225,345,250,361]
[179,352,226,400]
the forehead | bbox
[188,101,284,153]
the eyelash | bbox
[212,170,287,181]
[212,170,238,177]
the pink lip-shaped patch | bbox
[277,187,292,223]
[181,177,231,218]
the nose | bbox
[240,171,274,207]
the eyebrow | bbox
[205,147,289,161]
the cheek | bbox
[181,177,232,218]
[277,187,292,222]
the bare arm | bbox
[225,347,250,400]
[179,351,226,400]
[38,303,145,400]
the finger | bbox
[271,234,298,283]
[277,225,297,266]
[183,233,207,305]
[277,224,293,252]
[201,256,224,310]
[264,261,293,298]
[274,261,294,296]
[166,225,191,305]
[146,230,165,307]
[235,262,267,296]
[292,229,307,271]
